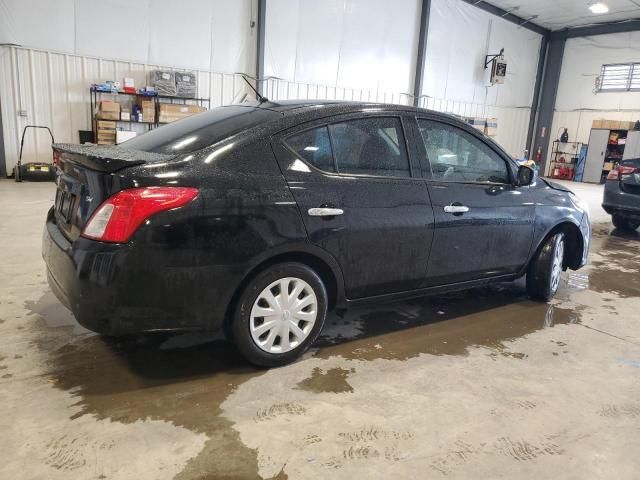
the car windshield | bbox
[121,105,280,154]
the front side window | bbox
[418,119,509,184]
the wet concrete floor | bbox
[1,180,639,479]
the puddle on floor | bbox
[20,226,639,478]
[296,367,355,394]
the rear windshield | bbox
[621,158,640,168]
[121,105,280,154]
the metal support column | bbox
[526,33,549,157]
[0,95,6,177]
[531,32,567,174]
[255,0,266,97]
[413,0,431,107]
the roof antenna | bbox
[237,73,269,104]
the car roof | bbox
[228,99,468,124]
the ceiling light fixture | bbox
[588,2,609,14]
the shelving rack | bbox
[89,87,211,142]
[548,140,582,180]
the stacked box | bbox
[175,71,197,98]
[96,119,116,145]
[149,70,176,96]
[158,104,206,123]
[484,117,498,137]
[463,116,486,132]
[135,97,155,123]
[97,101,120,120]
[593,119,624,130]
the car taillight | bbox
[82,187,199,243]
[607,165,637,180]
[53,150,61,169]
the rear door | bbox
[272,112,434,299]
[416,117,535,286]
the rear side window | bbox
[329,118,410,177]
[285,117,411,178]
[286,127,335,172]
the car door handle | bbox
[308,207,344,217]
[444,205,469,214]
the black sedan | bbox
[43,101,591,366]
[603,158,640,231]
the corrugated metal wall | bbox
[1,45,531,177]
[0,45,253,175]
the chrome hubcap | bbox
[250,277,318,354]
[550,238,564,292]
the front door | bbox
[272,113,434,299]
[416,117,535,286]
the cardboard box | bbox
[463,116,486,131]
[594,119,622,130]
[96,120,116,129]
[158,103,206,123]
[97,101,120,120]
[116,130,137,144]
[134,98,155,122]
[97,130,116,141]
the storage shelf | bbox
[91,88,209,102]
[90,86,210,142]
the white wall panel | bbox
[265,0,419,95]
[75,0,151,63]
[0,0,76,53]
[421,0,540,157]
[425,0,541,108]
[210,0,257,75]
[0,46,255,176]
[148,0,214,70]
[0,0,256,73]
[556,32,640,112]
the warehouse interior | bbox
[1,0,640,478]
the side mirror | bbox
[517,165,535,186]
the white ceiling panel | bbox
[486,0,640,30]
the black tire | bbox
[526,233,565,302]
[612,214,640,231]
[230,262,328,367]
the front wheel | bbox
[612,214,640,231]
[526,233,565,302]
[230,262,328,367]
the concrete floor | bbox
[1,178,639,479]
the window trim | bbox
[597,62,640,92]
[280,113,420,181]
[416,116,515,186]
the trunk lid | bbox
[52,143,174,241]
[619,159,640,195]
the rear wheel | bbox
[230,262,327,367]
[612,214,640,231]
[526,233,565,302]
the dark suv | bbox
[603,159,640,231]
[43,101,590,366]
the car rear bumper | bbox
[602,180,640,220]
[42,208,234,335]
